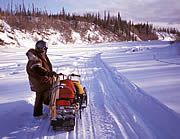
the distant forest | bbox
[0,2,179,41]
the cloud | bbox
[103,0,180,25]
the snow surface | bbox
[156,32,176,41]
[0,40,180,139]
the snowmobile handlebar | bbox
[69,73,81,77]
[55,73,81,80]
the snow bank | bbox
[0,20,119,48]
[156,32,176,41]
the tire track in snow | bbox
[89,53,155,139]
[96,52,180,139]
[88,103,96,139]
[71,57,87,139]
[82,56,125,138]
[97,78,129,139]
[75,115,80,139]
[77,59,96,139]
[105,108,128,139]
[95,62,138,138]
[81,109,88,139]
[93,56,129,138]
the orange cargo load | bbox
[61,79,76,92]
[58,86,75,99]
[56,85,75,106]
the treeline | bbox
[0,3,179,41]
[156,27,178,34]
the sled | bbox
[50,73,87,131]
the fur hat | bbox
[35,40,47,50]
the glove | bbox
[46,71,57,77]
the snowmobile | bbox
[50,73,87,131]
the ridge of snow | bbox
[0,19,12,33]
[71,31,83,44]
[156,31,176,41]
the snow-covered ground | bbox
[0,41,180,139]
[101,41,180,113]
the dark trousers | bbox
[33,91,50,117]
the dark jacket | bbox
[26,49,53,92]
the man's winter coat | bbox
[26,49,53,92]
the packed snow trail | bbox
[81,53,180,139]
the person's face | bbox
[36,42,48,54]
[37,47,48,54]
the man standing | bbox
[26,40,55,117]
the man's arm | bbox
[31,63,48,76]
[31,63,56,77]
[31,64,48,76]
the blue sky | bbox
[0,0,180,28]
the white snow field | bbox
[0,41,180,139]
